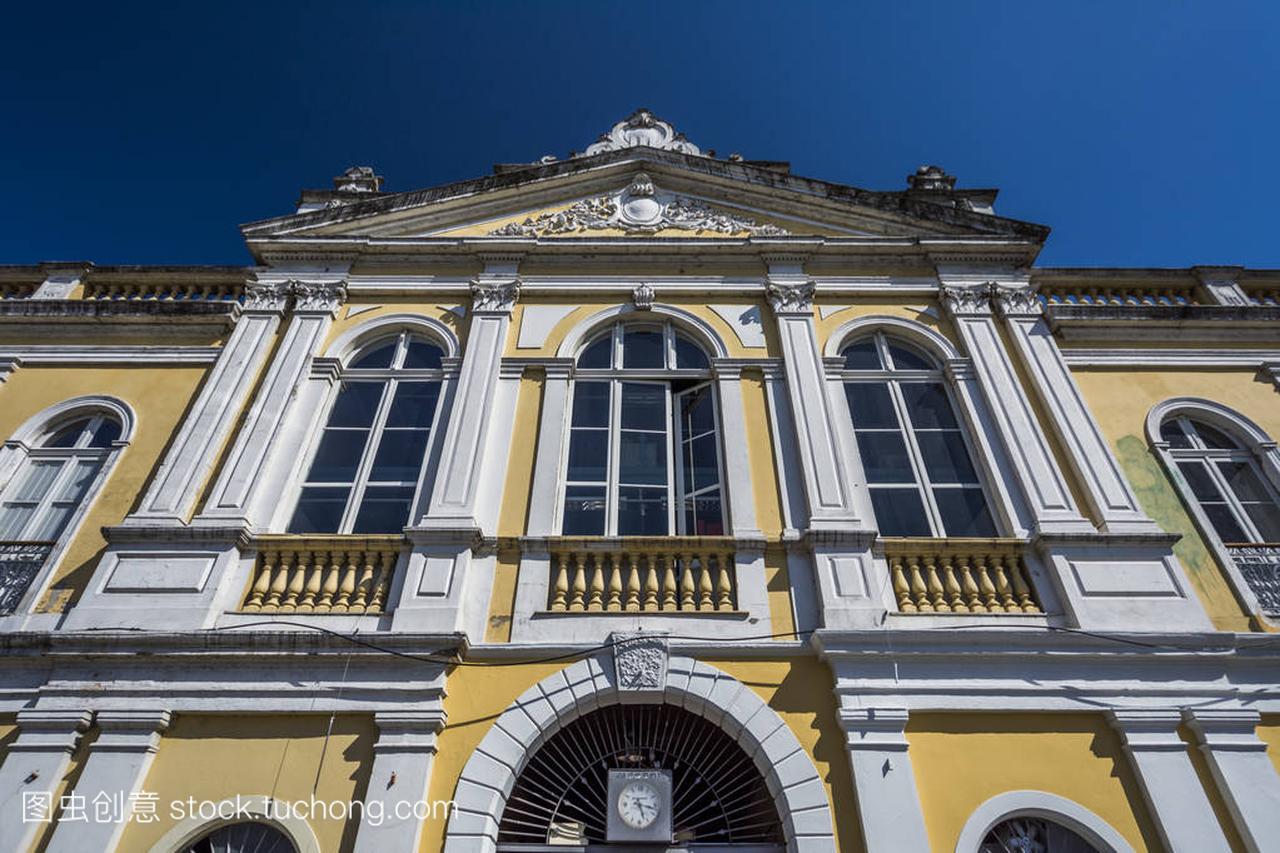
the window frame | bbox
[836,331,999,538]
[558,320,726,537]
[287,331,449,535]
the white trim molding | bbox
[325,311,460,361]
[554,302,730,360]
[954,790,1135,853]
[0,346,222,364]
[146,793,322,853]
[822,313,962,361]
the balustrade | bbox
[1039,284,1198,307]
[1244,286,1280,307]
[883,539,1041,614]
[545,538,736,613]
[241,536,401,614]
[84,280,242,302]
[0,283,37,300]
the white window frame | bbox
[557,321,726,536]
[835,331,999,538]
[288,331,449,534]
[0,414,117,541]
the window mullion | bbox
[340,379,397,533]
[665,383,676,535]
[21,457,75,541]
[1204,456,1265,542]
[606,379,621,535]
[891,381,944,536]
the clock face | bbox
[617,780,661,829]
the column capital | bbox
[838,708,911,751]
[1184,709,1267,752]
[242,279,291,312]
[938,281,995,316]
[288,278,348,314]
[11,710,92,754]
[992,282,1044,317]
[765,279,816,314]
[1107,708,1186,751]
[470,277,521,313]
[373,709,447,754]
[92,709,171,754]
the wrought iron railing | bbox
[546,537,737,613]
[0,542,54,615]
[882,538,1042,614]
[240,536,402,614]
[1225,544,1280,617]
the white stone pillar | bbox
[196,278,346,528]
[1185,709,1280,853]
[839,708,930,853]
[0,710,90,853]
[45,710,170,853]
[936,272,1092,534]
[1108,709,1231,853]
[124,281,287,525]
[354,709,448,853]
[994,283,1160,534]
[523,360,572,538]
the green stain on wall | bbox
[1114,434,1250,629]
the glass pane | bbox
[844,383,897,429]
[674,335,709,370]
[12,461,64,501]
[856,432,916,484]
[386,382,440,428]
[870,488,932,537]
[306,430,369,483]
[368,430,430,482]
[29,503,76,541]
[917,432,978,483]
[620,383,666,431]
[46,419,91,448]
[577,334,612,369]
[571,382,610,427]
[350,339,396,369]
[89,418,121,447]
[351,486,415,533]
[1216,461,1274,503]
[620,432,667,485]
[622,328,665,369]
[288,487,351,533]
[0,504,36,540]
[900,383,959,429]
[53,459,99,502]
[934,487,997,537]
[887,341,934,371]
[681,387,715,435]
[685,434,720,492]
[1203,504,1248,543]
[402,339,443,369]
[566,429,608,482]
[841,338,881,370]
[562,486,606,535]
[1191,420,1239,450]
[617,487,669,535]
[328,382,385,428]
[1243,503,1280,542]
[684,490,724,536]
[1177,461,1223,501]
[1160,420,1192,448]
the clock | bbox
[606,769,672,843]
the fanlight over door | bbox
[183,821,297,853]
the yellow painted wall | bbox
[1072,368,1277,630]
[322,302,466,354]
[117,714,376,853]
[0,365,209,609]
[907,713,1162,852]
[1257,715,1280,779]
[813,299,961,353]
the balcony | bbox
[1224,543,1280,618]
[545,537,737,613]
[0,542,54,615]
[882,538,1042,614]
[240,535,402,614]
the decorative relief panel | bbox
[583,109,702,156]
[612,632,669,693]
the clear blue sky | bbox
[3,2,1277,268]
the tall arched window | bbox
[980,816,1100,852]
[0,413,121,542]
[182,822,297,853]
[1160,415,1280,544]
[288,331,447,534]
[561,321,724,536]
[839,332,995,537]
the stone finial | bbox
[907,165,956,192]
[583,108,703,157]
[333,166,384,193]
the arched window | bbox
[839,332,995,537]
[0,413,121,542]
[1160,415,1280,544]
[561,321,723,536]
[980,816,1100,852]
[288,331,446,534]
[181,821,297,853]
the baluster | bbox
[265,550,292,609]
[366,551,393,612]
[717,551,734,611]
[680,555,696,611]
[991,554,1015,612]
[624,554,641,612]
[909,557,929,612]
[298,550,323,612]
[351,551,376,613]
[568,552,586,612]
[606,555,622,612]
[281,550,308,612]
[550,553,568,611]
[643,557,660,611]
[943,555,966,613]
[243,552,273,611]
[333,551,357,611]
[926,555,949,612]
[697,555,714,611]
[317,551,341,611]
[1009,555,1038,613]
[662,554,679,611]
[587,553,604,612]
[891,555,914,613]
[959,555,984,613]
[976,555,998,610]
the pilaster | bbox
[1107,709,1231,853]
[711,359,763,540]
[524,359,574,537]
[353,709,448,853]
[44,709,170,853]
[838,708,930,852]
[1184,709,1280,853]
[0,710,91,853]
[1193,266,1251,306]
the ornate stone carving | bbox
[612,632,669,692]
[907,164,956,191]
[470,278,521,313]
[992,283,1043,316]
[489,173,790,238]
[584,108,702,156]
[242,281,290,312]
[765,280,817,314]
[632,283,656,311]
[938,282,993,316]
[288,280,347,313]
[333,165,383,193]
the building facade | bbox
[0,110,1279,852]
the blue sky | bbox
[3,2,1277,267]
